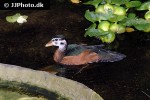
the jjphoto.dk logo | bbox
[4,2,44,8]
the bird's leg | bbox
[73,64,89,76]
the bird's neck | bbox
[53,46,66,63]
[59,45,67,52]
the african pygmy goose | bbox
[45,35,126,65]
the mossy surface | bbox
[0,80,69,100]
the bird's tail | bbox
[98,49,126,62]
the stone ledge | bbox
[0,63,103,100]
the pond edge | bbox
[0,63,103,100]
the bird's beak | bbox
[45,41,53,47]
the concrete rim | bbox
[0,63,103,100]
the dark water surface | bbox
[0,2,150,100]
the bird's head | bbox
[45,35,67,51]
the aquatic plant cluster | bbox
[84,0,150,43]
[6,13,28,24]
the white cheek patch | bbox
[52,38,61,46]
[58,40,67,51]
[51,38,67,51]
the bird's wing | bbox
[67,44,126,62]
[66,44,104,56]
[80,44,126,62]
[66,44,87,56]
[96,49,126,62]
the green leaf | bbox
[85,10,115,22]
[109,15,126,22]
[124,18,149,26]
[84,24,115,43]
[122,17,150,30]
[84,0,103,8]
[84,10,98,23]
[97,10,115,21]
[100,31,115,43]
[137,1,150,10]
[125,1,141,8]
[128,13,136,18]
[111,0,130,5]
[134,23,150,31]
[6,13,21,23]
[106,0,112,3]
[84,24,109,37]
[84,23,97,37]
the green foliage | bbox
[84,0,103,8]
[6,13,28,24]
[111,0,130,5]
[6,13,21,23]
[84,0,150,43]
[125,1,141,8]
[137,1,150,10]
[84,23,109,37]
[122,17,150,30]
[84,9,115,23]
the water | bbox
[0,81,68,100]
[0,90,46,100]
[0,2,150,100]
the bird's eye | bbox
[60,42,64,45]
[55,39,58,41]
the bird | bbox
[45,35,126,66]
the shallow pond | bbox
[0,80,68,100]
[0,1,150,100]
[0,90,46,100]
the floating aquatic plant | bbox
[84,0,150,43]
[6,13,28,24]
